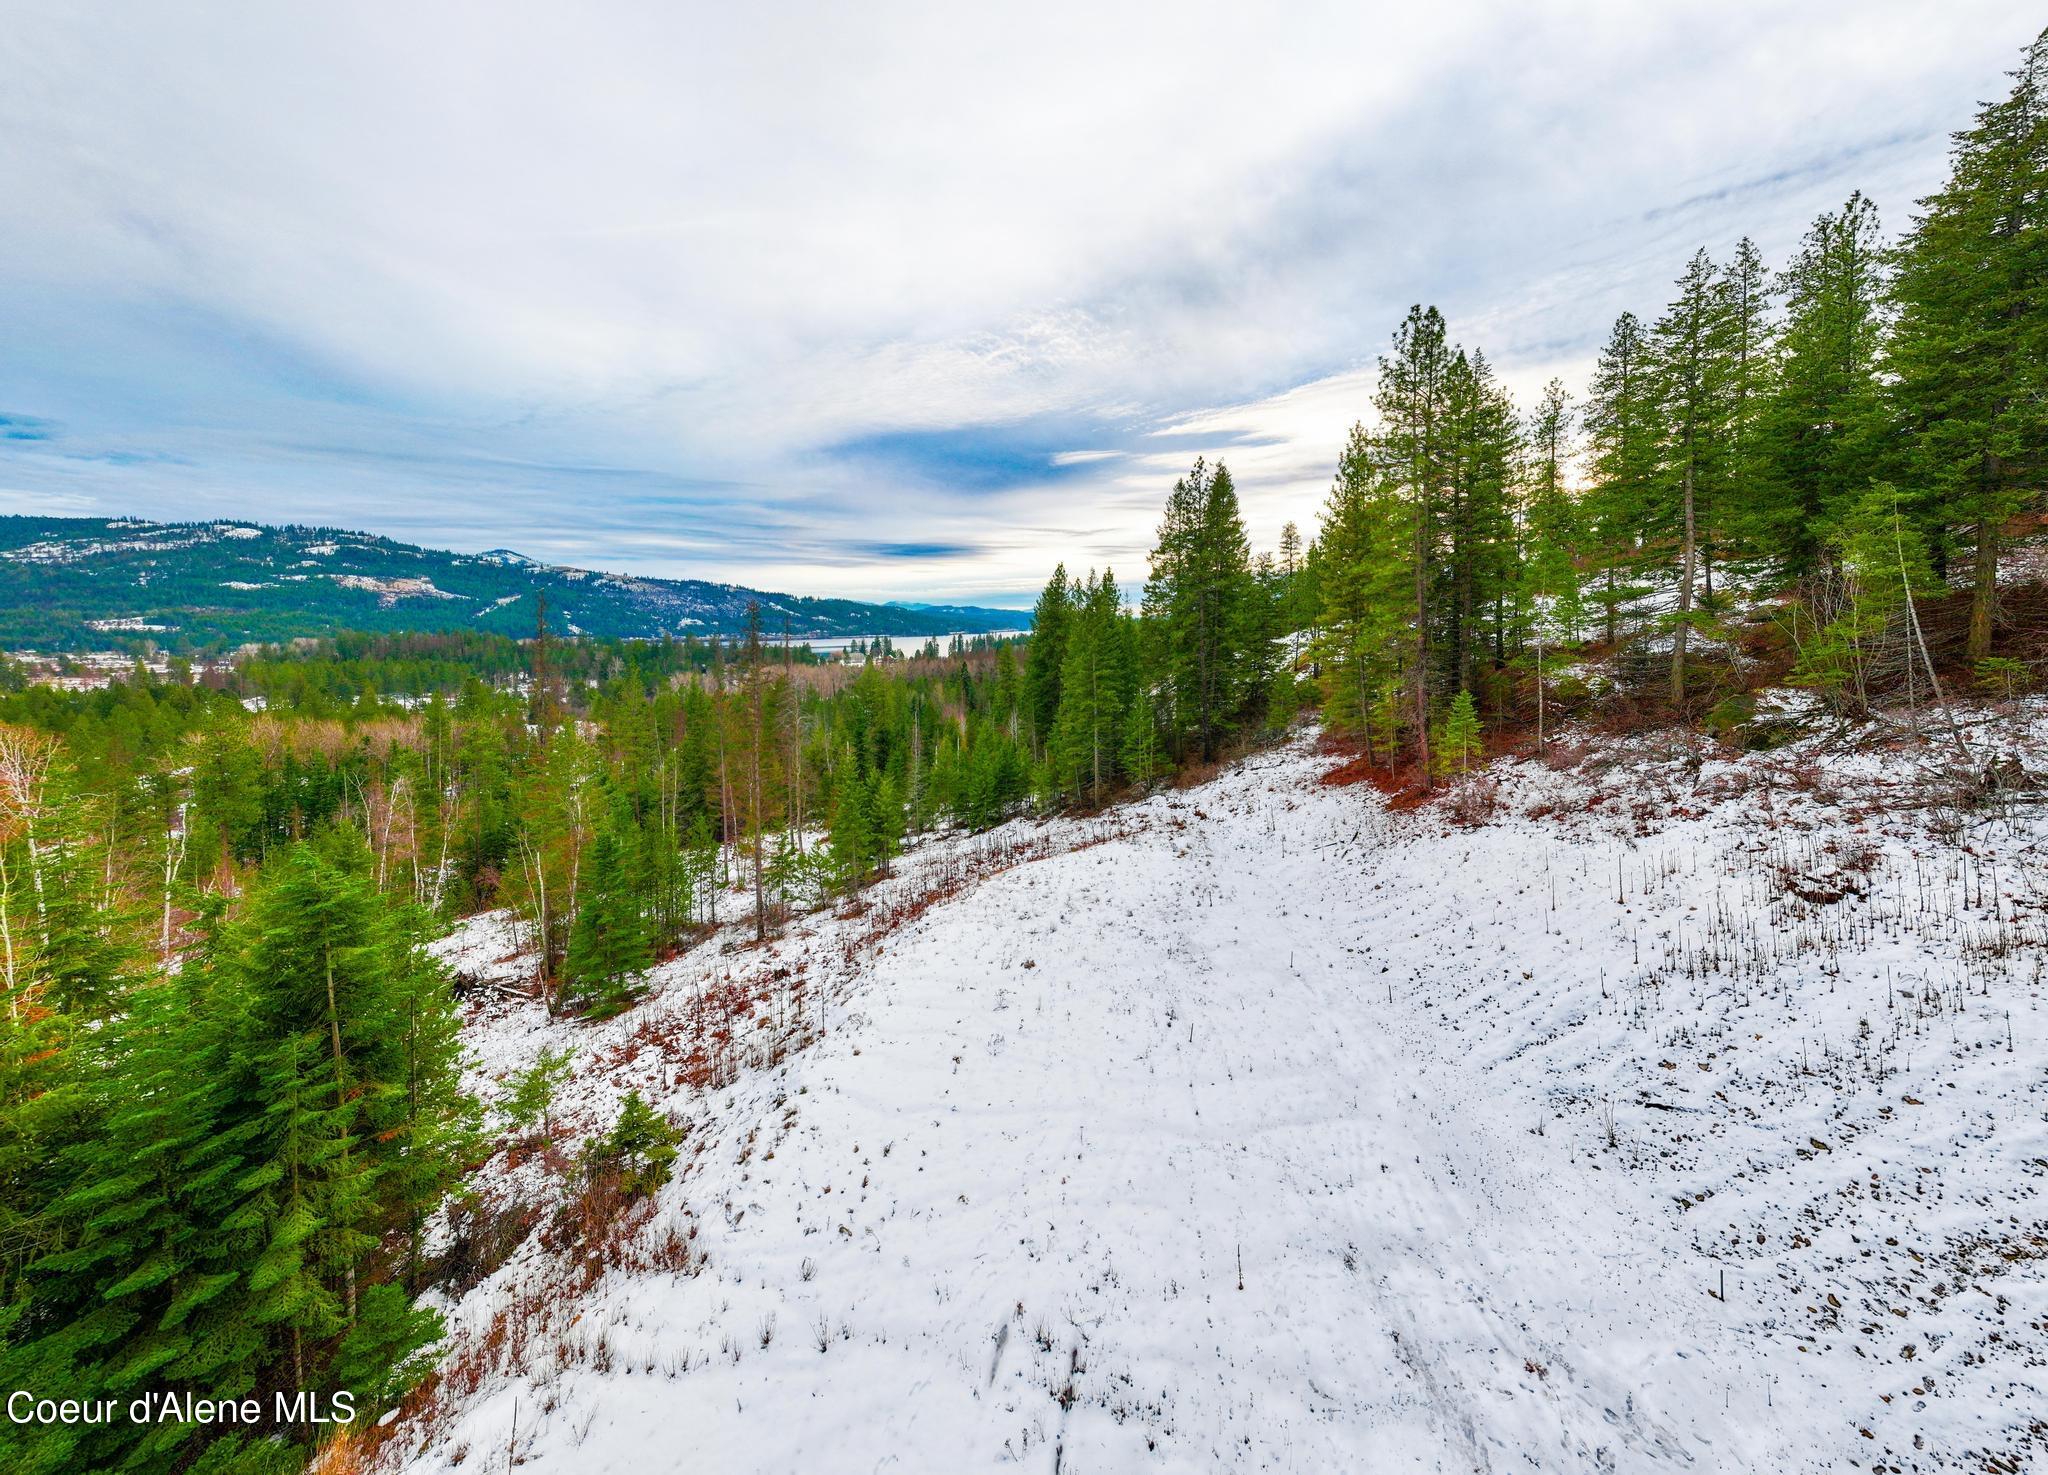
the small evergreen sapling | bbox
[1436,690,1484,778]
[330,1282,443,1421]
[502,1045,575,1144]
[583,1090,682,1199]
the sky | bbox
[0,3,2035,608]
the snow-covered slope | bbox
[389,713,2047,1475]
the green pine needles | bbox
[0,836,475,1474]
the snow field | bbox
[396,708,2047,1474]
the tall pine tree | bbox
[1891,28,2048,659]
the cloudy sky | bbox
[0,3,2033,607]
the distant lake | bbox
[796,629,1029,655]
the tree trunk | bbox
[325,949,358,1325]
[1671,458,1696,707]
[1968,510,1997,661]
[751,666,766,943]
[1413,507,1432,790]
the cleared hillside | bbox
[384,710,2047,1475]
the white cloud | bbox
[1050,450,1124,467]
[0,487,100,516]
[0,2,2032,600]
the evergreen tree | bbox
[1767,193,1891,575]
[1049,571,1128,804]
[1791,482,1940,717]
[0,980,266,1475]
[0,829,467,1470]
[1436,689,1483,778]
[1313,424,1415,754]
[1523,378,1581,628]
[1582,311,1661,657]
[1440,348,1521,691]
[1891,27,2048,659]
[1716,236,1778,579]
[1523,379,1580,748]
[1374,307,1455,779]
[1275,520,1310,666]
[1264,656,1301,732]
[1023,565,1073,754]
[585,1090,682,1199]
[563,827,652,1016]
[218,838,473,1403]
[1145,460,1257,762]
[329,1282,442,1423]
[827,763,880,888]
[246,1030,360,1393]
[1649,249,1731,706]
[503,1046,575,1143]
[1118,690,1162,789]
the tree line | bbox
[1053,30,2045,788]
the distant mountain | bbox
[0,516,1028,651]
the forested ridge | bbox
[0,517,1023,651]
[0,27,2044,1475]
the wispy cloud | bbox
[0,414,59,442]
[1050,450,1123,467]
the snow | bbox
[392,709,2048,1474]
[331,574,466,605]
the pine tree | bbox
[1312,424,1415,755]
[1440,348,1521,692]
[827,763,879,889]
[1276,520,1309,666]
[1436,688,1483,778]
[0,977,266,1475]
[585,1090,681,1198]
[502,1046,576,1143]
[1768,193,1890,575]
[218,837,473,1395]
[1716,236,1778,580]
[1582,312,1661,660]
[245,1029,359,1394]
[1791,482,1940,717]
[1049,571,1127,804]
[1023,566,1073,754]
[1891,27,2048,659]
[1374,307,1455,780]
[1118,690,1162,789]
[1523,379,1580,748]
[563,827,652,1015]
[330,1282,442,1421]
[1649,249,1731,706]
[1145,460,1257,762]
[1264,657,1301,732]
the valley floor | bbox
[398,710,2047,1475]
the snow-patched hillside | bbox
[388,711,2047,1475]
